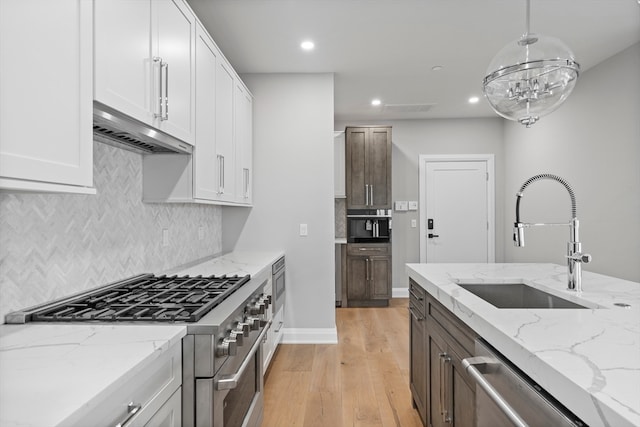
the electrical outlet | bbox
[198,226,204,240]
[411,219,417,228]
[162,228,169,247]
[299,223,308,236]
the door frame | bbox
[418,154,495,263]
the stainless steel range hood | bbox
[93,101,193,155]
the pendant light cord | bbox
[524,0,531,37]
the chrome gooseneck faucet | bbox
[513,174,592,292]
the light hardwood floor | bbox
[261,299,423,427]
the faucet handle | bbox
[567,253,592,263]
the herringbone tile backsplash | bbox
[0,140,222,322]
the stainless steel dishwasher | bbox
[462,339,587,427]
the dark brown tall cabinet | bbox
[344,126,392,307]
[346,127,392,209]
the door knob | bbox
[428,233,439,238]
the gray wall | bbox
[222,73,336,331]
[335,118,505,289]
[0,141,222,321]
[503,43,640,281]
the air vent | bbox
[93,125,174,154]
[382,103,436,113]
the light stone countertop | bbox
[0,251,284,427]
[406,263,640,427]
[0,324,186,427]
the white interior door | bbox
[419,155,495,263]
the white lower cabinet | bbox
[0,0,94,194]
[69,341,182,427]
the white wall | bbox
[336,118,505,289]
[503,43,640,281]
[222,73,337,340]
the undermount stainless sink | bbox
[458,283,591,309]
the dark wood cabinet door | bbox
[345,127,367,209]
[346,256,368,300]
[370,255,391,299]
[367,127,392,208]
[410,298,427,425]
[428,328,448,427]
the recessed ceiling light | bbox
[468,96,480,104]
[371,99,382,106]
[300,40,315,51]
[431,65,444,72]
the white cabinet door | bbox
[0,0,94,193]
[94,0,153,124]
[193,24,219,200]
[94,0,195,145]
[234,81,253,204]
[154,0,195,143]
[215,59,236,202]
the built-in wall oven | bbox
[347,209,392,243]
[6,272,271,427]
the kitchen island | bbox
[407,263,640,427]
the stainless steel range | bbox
[5,272,271,427]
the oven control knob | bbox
[260,297,270,310]
[247,317,261,330]
[265,295,272,305]
[249,303,265,315]
[217,337,237,357]
[236,322,250,337]
[229,330,244,347]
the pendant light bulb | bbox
[482,0,580,127]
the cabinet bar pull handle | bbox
[370,185,374,206]
[409,289,423,301]
[163,61,169,120]
[365,184,369,206]
[439,352,453,424]
[409,307,424,321]
[153,57,163,119]
[462,357,528,427]
[114,401,142,427]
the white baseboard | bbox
[393,287,409,298]
[281,327,338,344]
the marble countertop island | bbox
[406,263,640,427]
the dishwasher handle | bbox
[462,356,529,427]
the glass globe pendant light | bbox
[482,0,580,127]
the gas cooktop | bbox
[16,273,251,323]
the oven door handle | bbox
[216,320,272,391]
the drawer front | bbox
[66,341,182,427]
[347,243,390,256]
[427,294,475,355]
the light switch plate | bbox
[395,201,408,211]
[408,201,418,210]
[299,223,308,236]
[411,219,417,228]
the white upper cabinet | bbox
[0,0,94,194]
[215,59,237,202]
[142,19,253,206]
[234,81,253,204]
[193,24,220,201]
[94,0,195,145]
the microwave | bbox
[347,209,392,243]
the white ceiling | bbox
[187,0,640,122]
